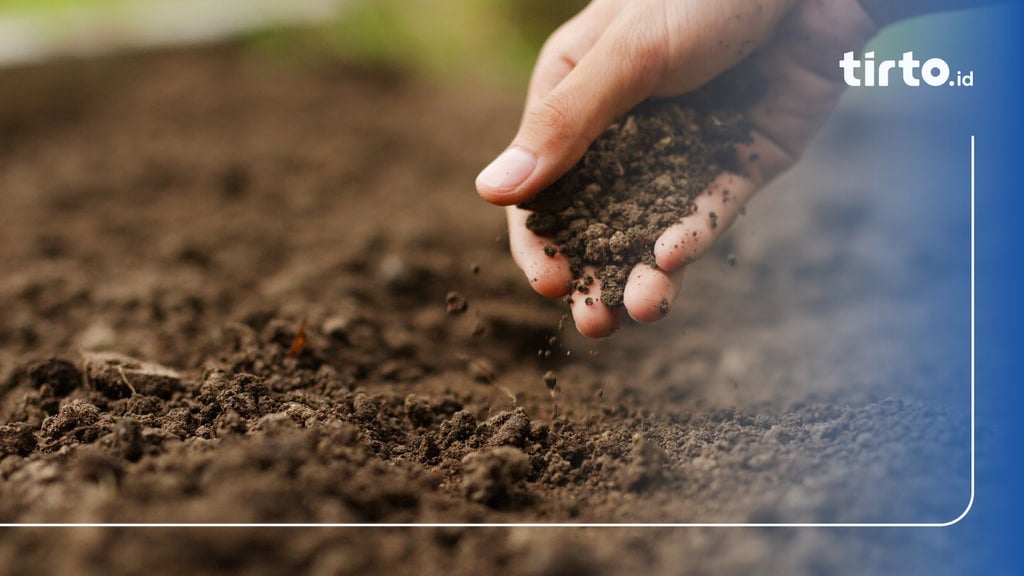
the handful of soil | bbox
[519,77,754,307]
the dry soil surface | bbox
[0,46,972,575]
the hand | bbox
[476,0,882,337]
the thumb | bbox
[476,15,663,207]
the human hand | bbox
[476,0,882,337]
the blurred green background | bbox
[0,0,993,90]
[0,0,119,10]
[0,0,586,87]
[309,0,586,79]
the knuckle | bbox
[613,9,668,88]
[529,92,579,146]
[537,22,584,73]
[541,24,572,56]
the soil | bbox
[0,46,972,575]
[520,76,752,306]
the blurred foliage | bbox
[1,0,993,91]
[0,0,593,85]
[0,0,586,85]
[254,0,587,85]
[0,0,120,13]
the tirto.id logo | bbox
[839,51,974,87]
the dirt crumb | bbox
[658,298,670,317]
[83,352,181,399]
[471,320,487,337]
[26,358,82,397]
[461,446,531,507]
[441,410,478,446]
[543,371,558,391]
[622,436,669,492]
[446,291,469,315]
[113,418,145,461]
[0,423,37,457]
[405,394,434,428]
[485,407,531,448]
[40,399,101,442]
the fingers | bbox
[507,204,682,335]
[507,207,621,338]
[476,0,799,208]
[654,172,756,272]
[476,0,620,207]
[492,4,620,206]
[523,0,622,113]
[569,266,621,338]
[623,263,682,323]
[646,0,795,98]
[506,206,573,298]
[571,263,679,336]
[738,0,877,183]
[477,6,665,207]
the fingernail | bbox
[476,147,536,194]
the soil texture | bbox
[521,81,751,306]
[0,46,972,575]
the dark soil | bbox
[0,46,972,575]
[520,76,752,306]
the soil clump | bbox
[521,75,754,306]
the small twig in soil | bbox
[116,366,138,397]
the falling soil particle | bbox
[543,370,558,391]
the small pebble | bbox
[445,291,468,315]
